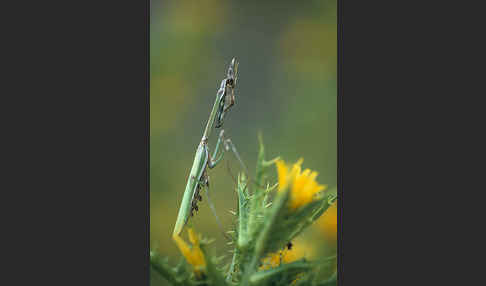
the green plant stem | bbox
[239,187,289,286]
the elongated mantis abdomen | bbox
[173,143,208,236]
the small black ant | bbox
[286,241,293,250]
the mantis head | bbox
[215,58,239,128]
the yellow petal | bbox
[188,228,199,245]
[290,159,304,178]
[275,159,289,191]
[301,169,311,177]
[259,244,300,270]
[309,171,318,181]
[275,158,326,211]
[173,234,193,262]
[173,228,206,276]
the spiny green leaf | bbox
[311,187,337,222]
[239,184,291,286]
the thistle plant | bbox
[150,135,338,286]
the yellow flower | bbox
[259,239,315,270]
[259,248,295,270]
[173,228,206,277]
[276,159,327,210]
[259,242,313,285]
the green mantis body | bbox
[172,58,239,238]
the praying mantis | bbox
[172,58,244,244]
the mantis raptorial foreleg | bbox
[208,130,226,169]
[223,136,249,175]
[203,129,249,240]
[208,129,248,175]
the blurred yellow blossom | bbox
[316,201,337,243]
[173,228,206,277]
[276,159,327,210]
[259,248,294,271]
[259,241,315,285]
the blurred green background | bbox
[151,0,336,284]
